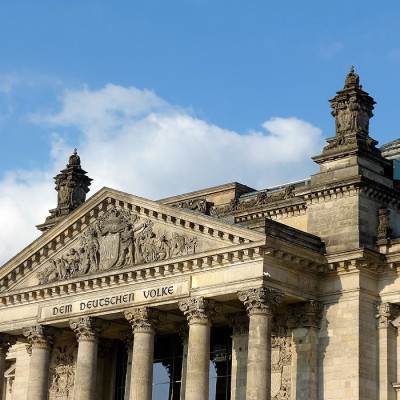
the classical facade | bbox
[1,67,400,400]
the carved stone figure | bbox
[37,206,199,284]
[37,150,92,232]
[174,199,209,214]
[210,185,296,217]
[49,345,77,400]
[378,208,392,240]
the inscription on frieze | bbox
[37,206,198,284]
[39,281,189,322]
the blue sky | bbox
[1,1,400,263]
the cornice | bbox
[0,187,266,291]
[0,241,267,307]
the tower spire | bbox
[37,149,92,232]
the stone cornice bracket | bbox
[226,311,249,336]
[69,317,109,342]
[376,302,400,328]
[0,333,17,352]
[287,300,324,329]
[178,297,221,326]
[124,307,166,334]
[238,287,283,316]
[22,325,61,349]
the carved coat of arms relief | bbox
[37,206,199,284]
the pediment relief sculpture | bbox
[210,185,295,217]
[37,206,199,284]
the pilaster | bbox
[288,301,323,400]
[379,303,400,400]
[0,333,17,399]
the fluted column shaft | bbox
[70,317,109,400]
[23,325,60,400]
[179,297,221,400]
[238,288,283,400]
[125,307,165,400]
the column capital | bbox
[377,302,400,328]
[227,311,249,336]
[23,325,61,349]
[124,307,165,334]
[179,296,221,325]
[0,333,17,353]
[287,300,324,329]
[175,321,189,345]
[69,316,109,342]
[119,329,134,351]
[238,287,283,316]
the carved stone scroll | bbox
[178,297,221,325]
[376,302,400,328]
[124,307,166,334]
[69,317,109,342]
[23,325,61,349]
[37,206,198,284]
[238,287,283,316]
[286,301,324,329]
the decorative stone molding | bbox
[227,311,249,336]
[238,287,283,316]
[22,325,61,349]
[286,301,324,329]
[37,149,92,232]
[178,297,221,325]
[124,307,166,333]
[49,345,77,400]
[172,198,210,215]
[0,333,17,353]
[37,206,198,284]
[378,208,392,240]
[69,317,109,342]
[210,185,295,217]
[376,302,400,328]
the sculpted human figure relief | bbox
[37,206,199,284]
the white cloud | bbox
[318,42,344,59]
[0,83,325,265]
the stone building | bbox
[1,67,400,400]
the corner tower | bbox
[37,149,92,232]
[303,67,396,252]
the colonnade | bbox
[0,287,323,400]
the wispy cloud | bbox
[318,42,344,59]
[0,83,324,265]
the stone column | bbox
[288,301,323,400]
[176,322,189,400]
[120,330,134,400]
[380,303,400,400]
[238,287,283,400]
[0,334,16,400]
[179,297,221,400]
[227,312,248,400]
[23,325,61,400]
[124,307,165,400]
[69,317,109,400]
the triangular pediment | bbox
[0,187,266,293]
